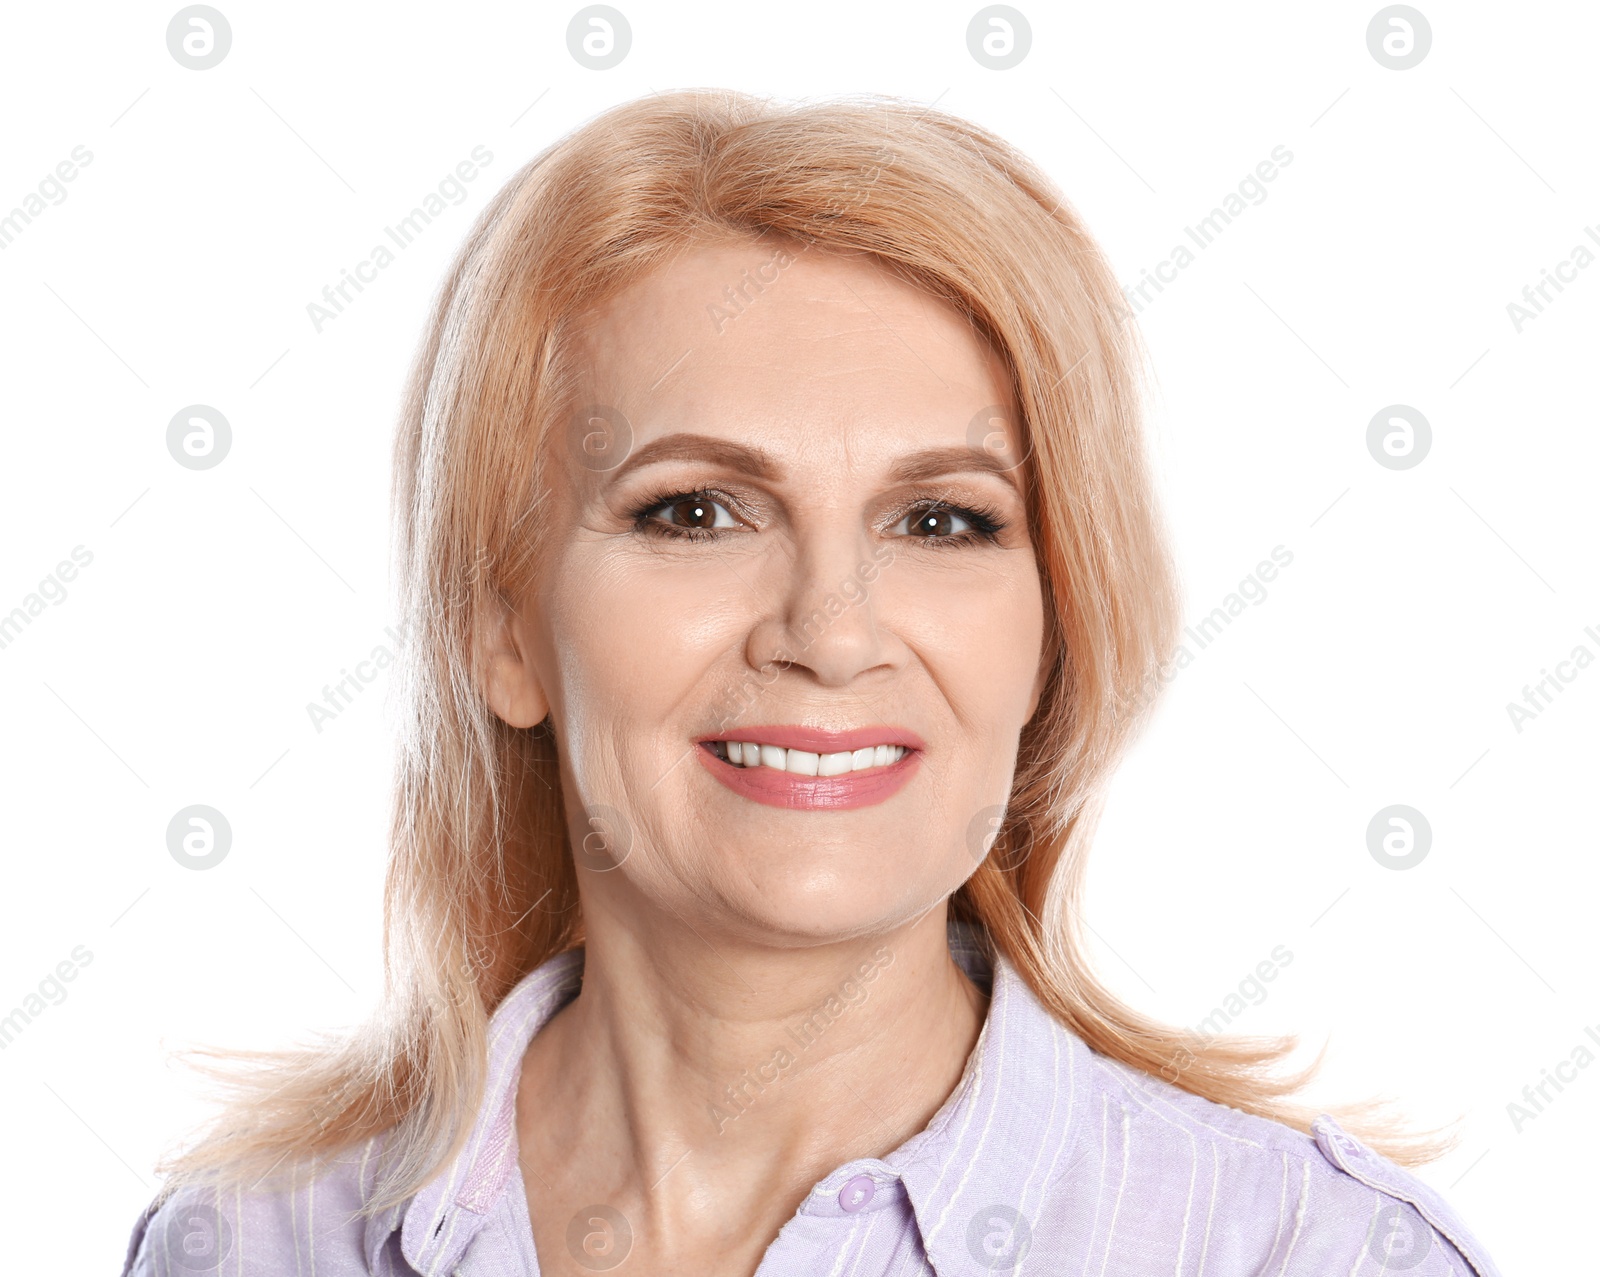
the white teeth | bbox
[718,741,906,773]
[818,751,851,777]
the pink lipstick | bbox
[695,724,924,811]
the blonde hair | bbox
[153,88,1447,1214]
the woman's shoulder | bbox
[1073,1054,1502,1277]
[119,1138,405,1277]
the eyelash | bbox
[627,487,1007,549]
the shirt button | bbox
[839,1174,875,1212]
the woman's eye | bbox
[643,493,741,533]
[634,491,1002,547]
[895,503,975,540]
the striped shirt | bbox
[120,921,1502,1275]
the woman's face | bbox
[485,238,1050,947]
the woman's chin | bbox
[705,876,954,948]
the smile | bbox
[695,726,924,811]
[706,740,908,775]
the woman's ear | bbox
[473,596,551,729]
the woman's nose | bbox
[746,530,897,688]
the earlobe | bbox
[474,603,550,729]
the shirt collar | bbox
[372,920,1088,1277]
[368,948,585,1276]
[794,921,1091,1277]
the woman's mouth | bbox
[704,739,908,775]
[695,729,922,811]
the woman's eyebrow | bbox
[610,432,782,482]
[607,432,1022,493]
[887,445,1022,493]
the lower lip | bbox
[695,742,921,811]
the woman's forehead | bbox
[566,241,1016,440]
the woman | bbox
[121,90,1501,1276]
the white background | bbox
[1,0,1593,1271]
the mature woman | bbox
[121,90,1501,1276]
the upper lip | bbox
[699,724,925,754]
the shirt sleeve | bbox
[118,1197,159,1277]
[1307,1114,1503,1277]
[120,1189,238,1277]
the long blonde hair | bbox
[154,88,1446,1214]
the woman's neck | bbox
[514,898,987,1272]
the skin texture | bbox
[476,237,1051,1275]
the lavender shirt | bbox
[121,922,1501,1275]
